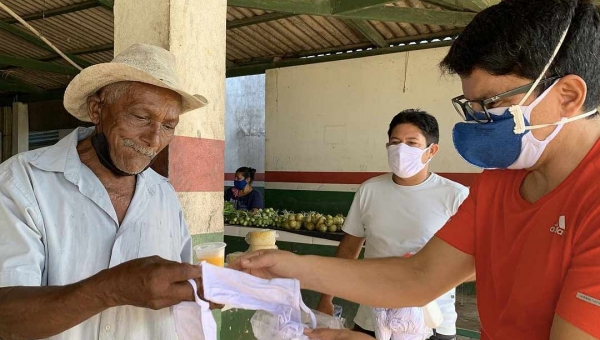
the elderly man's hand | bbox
[192,277,224,310]
[304,328,375,340]
[99,256,220,310]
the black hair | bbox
[236,167,257,183]
[388,109,440,145]
[440,0,600,111]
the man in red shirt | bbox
[232,0,600,339]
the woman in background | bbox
[225,167,264,211]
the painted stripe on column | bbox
[169,136,225,192]
[265,171,479,187]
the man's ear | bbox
[86,94,102,125]
[429,144,440,158]
[555,75,587,118]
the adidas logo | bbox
[550,216,566,236]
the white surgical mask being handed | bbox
[387,143,432,178]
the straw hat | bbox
[64,43,208,122]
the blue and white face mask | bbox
[452,83,598,170]
[451,22,597,170]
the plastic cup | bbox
[194,242,226,267]
[333,304,343,318]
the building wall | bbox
[264,47,481,215]
[224,75,266,192]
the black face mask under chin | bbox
[91,133,156,177]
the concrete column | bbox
[114,0,227,244]
[12,102,28,155]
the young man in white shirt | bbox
[317,109,469,340]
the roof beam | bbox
[337,6,476,26]
[97,0,114,10]
[0,21,92,68]
[38,43,113,62]
[345,19,387,48]
[0,43,112,70]
[330,0,397,14]
[227,39,454,77]
[0,54,80,75]
[227,0,332,16]
[227,12,296,29]
[228,0,476,26]
[1,1,100,24]
[463,0,499,11]
[420,0,473,11]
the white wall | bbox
[265,47,480,175]
[225,74,266,178]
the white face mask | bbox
[387,143,432,179]
[504,82,598,169]
[371,307,432,340]
[202,262,316,340]
[173,279,217,340]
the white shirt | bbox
[343,173,468,335]
[0,127,192,340]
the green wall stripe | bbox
[457,328,481,339]
[192,232,224,247]
[265,189,354,215]
[223,186,350,215]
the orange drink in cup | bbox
[194,242,226,267]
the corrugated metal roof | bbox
[77,50,113,65]
[0,29,50,58]
[0,0,466,97]
[0,0,89,20]
[225,0,460,63]
[14,7,113,52]
[1,67,72,89]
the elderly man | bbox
[0,44,211,339]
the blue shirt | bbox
[0,127,192,340]
[224,187,264,210]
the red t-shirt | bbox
[437,141,600,339]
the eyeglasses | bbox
[451,76,559,124]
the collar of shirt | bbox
[29,127,168,189]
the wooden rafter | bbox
[0,54,79,75]
[344,19,387,48]
[227,12,297,29]
[330,0,397,14]
[227,0,476,26]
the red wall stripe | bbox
[169,136,225,192]
[266,171,385,184]
[264,171,479,187]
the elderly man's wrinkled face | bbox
[90,82,181,174]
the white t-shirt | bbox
[343,173,468,335]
